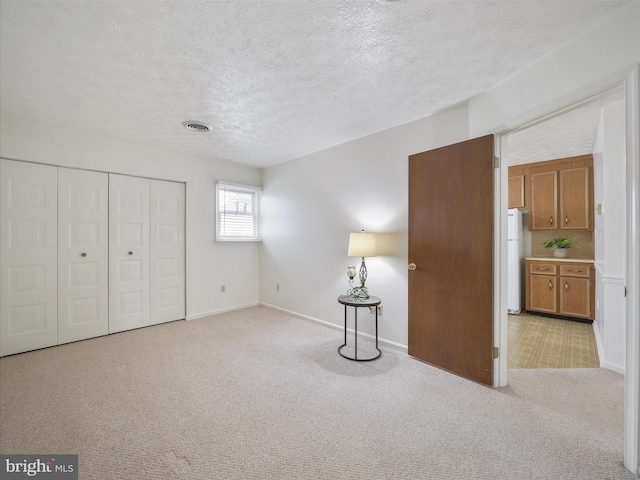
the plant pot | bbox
[553,248,568,258]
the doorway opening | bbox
[501,85,627,373]
[501,84,626,372]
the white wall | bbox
[593,110,605,348]
[468,2,640,136]
[0,115,262,319]
[260,105,469,348]
[598,100,628,373]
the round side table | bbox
[337,295,382,361]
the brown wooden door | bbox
[530,171,558,230]
[408,135,494,386]
[560,167,590,229]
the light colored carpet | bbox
[0,306,632,479]
[508,313,600,369]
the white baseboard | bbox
[592,320,626,374]
[186,302,260,320]
[260,302,408,353]
[601,360,625,375]
[592,320,605,368]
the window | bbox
[216,181,262,241]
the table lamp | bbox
[347,230,378,299]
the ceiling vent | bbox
[182,121,211,132]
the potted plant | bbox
[542,237,576,258]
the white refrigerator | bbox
[507,208,524,314]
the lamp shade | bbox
[348,232,378,257]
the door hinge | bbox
[493,156,500,169]
[492,347,499,359]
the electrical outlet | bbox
[369,306,383,315]
[220,285,226,293]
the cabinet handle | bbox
[81,252,87,257]
[128,251,133,255]
[537,267,550,271]
[565,216,569,225]
[549,216,553,225]
[565,282,569,291]
[567,269,582,273]
[548,280,553,289]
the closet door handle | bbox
[81,252,87,257]
[128,251,133,255]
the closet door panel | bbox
[58,168,109,344]
[109,174,150,333]
[1,160,58,356]
[150,180,185,324]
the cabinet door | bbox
[559,276,591,318]
[508,175,525,209]
[530,171,558,230]
[150,180,185,325]
[109,174,150,333]
[58,168,109,344]
[560,167,590,230]
[529,274,557,314]
[1,160,58,356]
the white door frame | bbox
[623,65,639,477]
[493,65,640,474]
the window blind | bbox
[216,181,262,241]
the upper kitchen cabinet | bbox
[530,170,557,229]
[559,167,590,229]
[526,155,593,231]
[508,172,525,209]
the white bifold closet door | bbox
[109,174,150,334]
[109,175,185,333]
[1,162,185,354]
[0,160,58,356]
[150,180,185,325]
[58,168,109,344]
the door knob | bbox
[128,251,133,255]
[81,252,87,257]
[408,263,417,271]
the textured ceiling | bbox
[507,87,625,165]
[0,0,633,168]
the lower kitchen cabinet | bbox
[526,259,594,321]
[528,262,557,314]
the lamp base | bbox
[347,284,369,300]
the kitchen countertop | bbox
[526,256,595,263]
